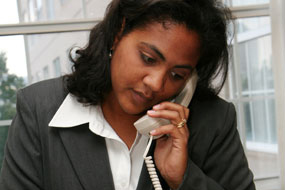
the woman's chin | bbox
[124,107,147,116]
[120,103,150,117]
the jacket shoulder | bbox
[189,95,236,133]
[190,95,234,116]
[18,77,68,112]
[22,77,66,94]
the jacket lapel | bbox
[58,123,115,190]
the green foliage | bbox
[0,51,26,169]
[0,52,8,76]
[0,51,25,120]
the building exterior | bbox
[17,0,111,83]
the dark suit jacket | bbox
[0,77,255,190]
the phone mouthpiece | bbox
[134,115,169,139]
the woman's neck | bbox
[101,92,142,149]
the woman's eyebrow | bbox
[140,42,166,61]
[140,42,194,70]
[174,65,193,71]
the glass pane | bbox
[229,17,272,98]
[53,57,61,77]
[267,99,277,144]
[18,0,85,22]
[224,0,269,7]
[235,17,273,97]
[25,32,89,84]
[227,15,280,189]
[0,35,27,120]
[243,99,280,189]
[0,0,19,24]
[238,42,249,94]
[0,126,9,170]
[242,99,277,145]
[86,0,112,19]
[1,0,111,24]
[0,35,28,170]
[243,102,253,141]
[236,17,270,34]
[252,100,267,143]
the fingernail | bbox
[150,129,156,135]
[147,110,156,115]
[153,104,160,109]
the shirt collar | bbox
[48,93,121,140]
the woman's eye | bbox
[140,53,156,64]
[170,71,184,80]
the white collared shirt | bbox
[49,94,149,190]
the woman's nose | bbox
[143,71,166,92]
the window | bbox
[25,32,88,84]
[46,0,54,20]
[36,0,43,20]
[224,1,283,189]
[0,35,27,169]
[35,71,41,82]
[230,17,276,145]
[29,0,36,22]
[43,65,49,79]
[53,57,61,77]
[0,0,19,24]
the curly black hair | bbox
[65,0,232,105]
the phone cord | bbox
[143,135,163,190]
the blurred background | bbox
[0,0,284,189]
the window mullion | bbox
[0,19,100,36]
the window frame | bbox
[269,0,285,189]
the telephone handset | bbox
[134,69,198,139]
[134,70,198,190]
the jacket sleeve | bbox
[177,103,255,190]
[0,89,43,190]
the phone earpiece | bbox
[134,70,198,137]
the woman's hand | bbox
[147,102,190,189]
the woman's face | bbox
[108,22,201,115]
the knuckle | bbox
[160,102,167,107]
[170,124,176,130]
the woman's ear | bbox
[112,18,126,50]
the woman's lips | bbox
[131,90,153,104]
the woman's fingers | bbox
[152,102,187,124]
[147,110,189,136]
[147,101,190,136]
[183,106,190,119]
[150,123,189,142]
[147,109,181,124]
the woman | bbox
[0,0,255,189]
